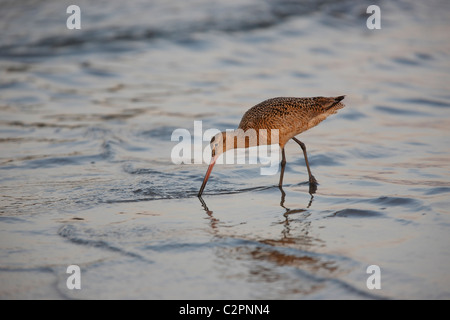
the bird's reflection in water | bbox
[198,196,219,230]
[197,186,340,296]
[278,184,314,210]
[198,184,315,237]
[262,184,323,255]
[276,185,313,244]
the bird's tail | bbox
[325,95,346,111]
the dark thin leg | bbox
[292,137,318,186]
[278,148,287,187]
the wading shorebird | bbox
[198,96,345,197]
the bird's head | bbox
[209,131,227,159]
[209,129,256,159]
[198,131,232,197]
[199,129,257,197]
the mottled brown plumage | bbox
[198,96,346,196]
[238,96,345,148]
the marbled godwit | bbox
[198,96,345,196]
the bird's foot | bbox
[309,175,318,186]
[308,175,318,195]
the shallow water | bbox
[1,0,450,299]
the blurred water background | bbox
[0,0,449,299]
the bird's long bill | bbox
[198,156,218,197]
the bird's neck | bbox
[222,128,277,151]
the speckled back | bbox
[238,96,345,147]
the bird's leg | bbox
[292,137,318,186]
[278,147,287,187]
